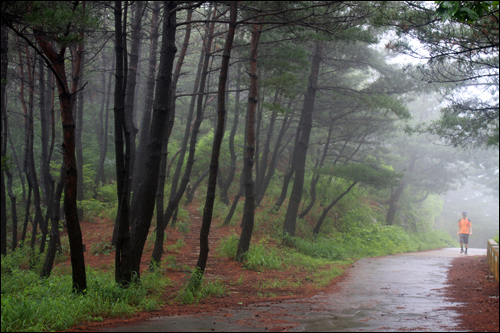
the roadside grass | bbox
[1,253,170,332]
[176,271,227,305]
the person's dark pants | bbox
[460,233,469,245]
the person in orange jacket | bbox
[457,212,472,255]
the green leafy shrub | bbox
[78,198,106,222]
[95,183,117,203]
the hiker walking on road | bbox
[458,212,472,255]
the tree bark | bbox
[128,1,177,279]
[1,25,8,256]
[112,0,132,286]
[236,20,262,261]
[40,164,65,278]
[34,7,87,292]
[123,0,143,202]
[95,49,114,186]
[218,61,243,205]
[299,120,334,218]
[39,56,53,207]
[284,42,322,237]
[150,8,194,267]
[133,1,161,194]
[195,1,237,281]
[75,47,85,203]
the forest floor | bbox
[61,200,352,331]
[59,200,499,332]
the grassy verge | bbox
[1,250,170,332]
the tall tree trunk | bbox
[195,1,237,282]
[150,8,194,267]
[133,1,160,194]
[273,108,303,211]
[299,120,334,218]
[95,49,114,186]
[113,0,132,286]
[151,8,213,266]
[1,25,8,256]
[19,48,45,254]
[128,1,177,279]
[3,115,18,251]
[236,20,261,261]
[218,61,243,205]
[39,56,52,206]
[75,47,85,203]
[257,109,291,205]
[34,5,87,292]
[255,90,279,200]
[123,0,143,203]
[284,42,322,237]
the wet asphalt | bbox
[104,248,486,332]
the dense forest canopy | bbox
[0,1,498,293]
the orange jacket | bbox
[458,218,471,234]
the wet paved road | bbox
[105,248,486,332]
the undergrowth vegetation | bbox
[1,258,169,332]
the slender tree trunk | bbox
[128,1,178,279]
[313,181,358,235]
[185,168,209,206]
[150,8,193,268]
[299,120,334,218]
[236,20,261,261]
[40,164,65,278]
[1,26,8,256]
[284,42,322,237]
[33,1,87,292]
[133,1,160,194]
[95,50,114,186]
[39,56,52,207]
[123,0,143,202]
[20,188,31,244]
[219,61,243,205]
[113,0,132,286]
[151,8,212,266]
[195,1,237,282]
[255,90,279,199]
[257,109,291,205]
[75,48,85,203]
[20,49,45,254]
[273,109,303,211]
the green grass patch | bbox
[1,252,170,332]
[176,269,227,305]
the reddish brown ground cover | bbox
[63,201,351,332]
[443,255,499,332]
